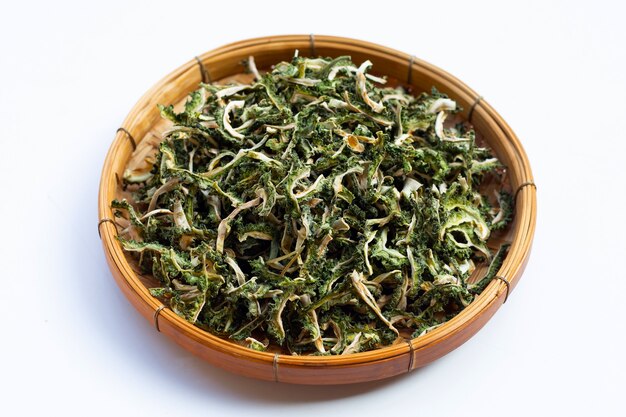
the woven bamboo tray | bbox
[98,35,536,385]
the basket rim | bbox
[98,34,536,368]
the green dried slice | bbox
[112,54,512,355]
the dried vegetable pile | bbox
[113,55,512,354]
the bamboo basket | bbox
[98,35,536,385]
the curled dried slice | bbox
[113,54,512,355]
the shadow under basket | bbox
[98,35,536,385]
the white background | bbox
[1,0,625,415]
